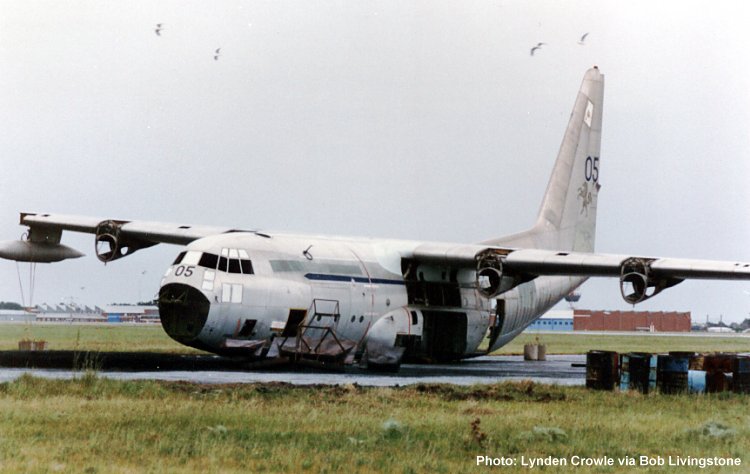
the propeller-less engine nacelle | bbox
[475,252,529,298]
[95,220,155,262]
[619,257,683,304]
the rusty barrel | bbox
[586,350,619,390]
[733,356,750,394]
[704,354,735,393]
[620,352,655,394]
[657,354,689,394]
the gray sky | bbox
[1,1,749,322]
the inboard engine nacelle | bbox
[475,251,529,298]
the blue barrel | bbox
[586,350,619,391]
[688,370,706,393]
[620,352,654,394]
[657,354,689,394]
[619,354,631,391]
[733,356,750,394]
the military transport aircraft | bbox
[1,67,749,370]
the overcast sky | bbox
[1,1,749,322]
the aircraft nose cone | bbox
[158,283,210,345]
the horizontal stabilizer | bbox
[0,240,84,263]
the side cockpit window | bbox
[172,251,186,265]
[240,259,254,274]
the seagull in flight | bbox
[214,48,221,61]
[155,23,163,36]
[578,32,589,45]
[530,42,545,56]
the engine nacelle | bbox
[475,252,529,298]
[95,220,155,262]
[619,257,682,304]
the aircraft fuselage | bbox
[157,231,584,363]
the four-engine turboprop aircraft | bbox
[2,67,749,369]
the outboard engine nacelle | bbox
[619,257,683,304]
[95,220,155,262]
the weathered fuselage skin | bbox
[158,231,584,360]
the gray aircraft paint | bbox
[2,68,750,369]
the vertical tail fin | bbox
[488,67,604,252]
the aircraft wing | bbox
[410,243,750,304]
[0,212,254,263]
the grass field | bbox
[3,323,749,355]
[0,323,200,353]
[0,375,748,473]
[0,325,749,472]
[494,332,750,356]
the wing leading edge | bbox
[1,212,749,305]
[409,242,750,304]
[0,212,255,263]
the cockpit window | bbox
[182,251,202,266]
[240,259,254,274]
[199,252,218,269]
[173,251,186,265]
[178,248,254,275]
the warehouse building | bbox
[526,309,692,332]
[573,310,691,332]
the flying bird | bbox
[530,42,545,56]
[214,48,221,60]
[155,23,163,36]
[578,32,589,45]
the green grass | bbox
[0,376,748,473]
[3,323,749,356]
[493,332,750,355]
[0,323,202,353]
[1,326,749,472]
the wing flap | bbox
[502,248,624,276]
[408,243,750,282]
[650,258,750,280]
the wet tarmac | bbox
[0,350,585,386]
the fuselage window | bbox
[270,260,305,272]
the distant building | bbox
[526,310,574,331]
[16,303,161,324]
[573,310,691,332]
[0,309,36,323]
[102,305,159,323]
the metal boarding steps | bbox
[278,299,357,364]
